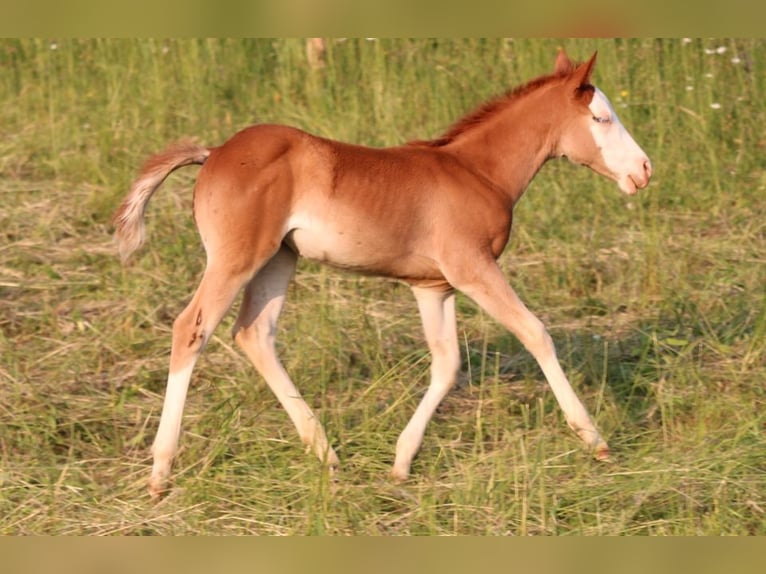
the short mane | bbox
[408,70,570,148]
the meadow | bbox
[0,38,763,535]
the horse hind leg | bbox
[148,262,254,499]
[232,245,340,470]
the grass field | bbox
[0,38,764,535]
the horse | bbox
[113,50,652,499]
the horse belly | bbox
[285,221,440,280]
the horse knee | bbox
[429,340,460,385]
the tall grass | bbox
[0,39,763,534]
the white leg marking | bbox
[234,247,339,468]
[450,260,608,456]
[149,363,195,497]
[147,263,254,498]
[392,287,461,481]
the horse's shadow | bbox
[443,305,703,449]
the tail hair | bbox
[113,141,210,263]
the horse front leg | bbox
[447,257,609,459]
[392,286,461,481]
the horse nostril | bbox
[643,159,653,179]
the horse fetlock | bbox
[573,427,610,461]
[566,420,606,448]
[148,471,171,500]
[301,431,339,468]
[316,442,340,468]
[392,434,419,482]
[390,458,412,483]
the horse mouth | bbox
[619,176,639,195]
[624,159,652,194]
[620,173,651,195]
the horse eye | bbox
[592,115,610,124]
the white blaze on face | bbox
[588,87,652,194]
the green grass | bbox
[0,38,764,535]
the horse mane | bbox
[407,70,573,148]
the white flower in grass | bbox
[710,102,721,110]
[731,56,741,65]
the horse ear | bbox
[571,51,598,86]
[554,48,574,75]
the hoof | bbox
[594,443,611,462]
[390,465,410,484]
[148,477,169,501]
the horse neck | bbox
[446,89,562,205]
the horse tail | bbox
[113,141,211,263]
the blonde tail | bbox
[113,141,211,263]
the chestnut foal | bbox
[114,50,651,498]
